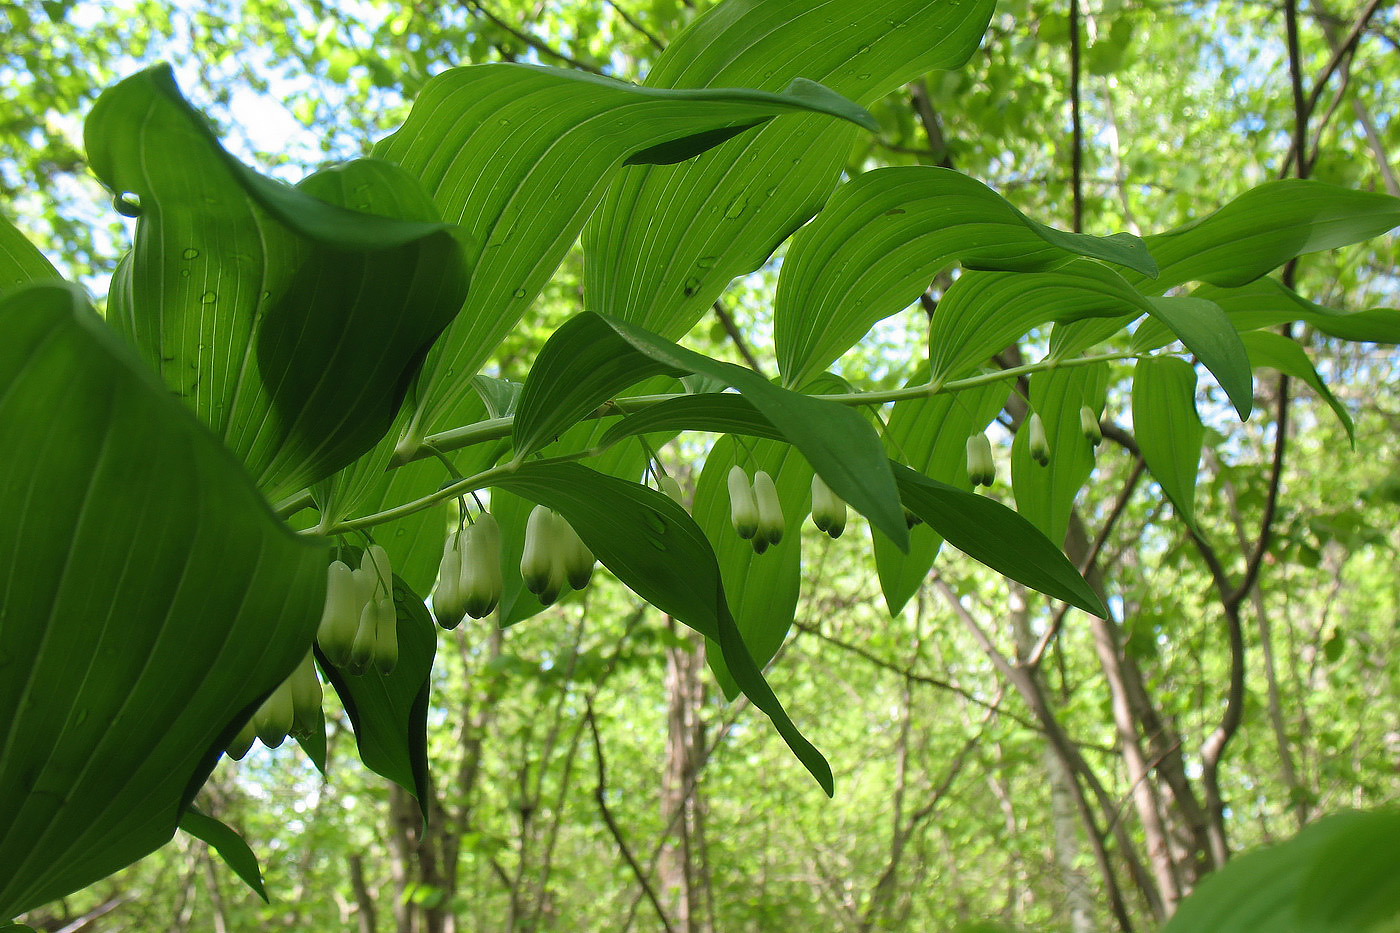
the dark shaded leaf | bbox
[0,283,326,917]
[179,807,267,902]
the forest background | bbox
[3,0,1399,929]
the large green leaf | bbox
[370,63,875,449]
[1140,296,1253,419]
[490,461,832,794]
[931,262,1250,420]
[1195,278,1400,344]
[1166,810,1400,933]
[695,439,811,700]
[1011,365,1109,545]
[179,807,267,902]
[0,283,326,918]
[0,214,62,289]
[317,565,436,822]
[1141,181,1400,293]
[928,260,1152,384]
[1132,357,1204,528]
[599,392,784,447]
[597,314,908,550]
[584,0,996,340]
[774,166,1155,386]
[892,464,1107,617]
[513,312,685,458]
[874,381,1007,617]
[1240,331,1354,443]
[86,65,469,502]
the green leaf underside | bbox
[1196,278,1400,345]
[585,0,997,341]
[599,392,782,447]
[1166,810,1400,933]
[1011,365,1109,546]
[1141,296,1253,419]
[928,260,1154,384]
[697,438,810,699]
[513,312,687,457]
[597,313,908,550]
[489,461,833,794]
[892,464,1107,617]
[370,63,874,447]
[874,381,1007,617]
[0,283,325,918]
[86,65,468,502]
[775,166,1155,386]
[179,807,268,902]
[1132,357,1205,528]
[1140,180,1400,293]
[318,569,436,823]
[1239,331,1354,443]
[0,214,63,290]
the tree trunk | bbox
[659,620,708,933]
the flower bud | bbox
[317,560,361,667]
[966,433,995,487]
[727,465,759,539]
[227,716,258,760]
[347,600,377,675]
[361,544,392,599]
[434,532,468,630]
[1080,405,1102,446]
[288,650,323,739]
[1028,413,1051,467]
[753,470,784,545]
[522,505,565,606]
[462,513,503,619]
[658,474,685,507]
[553,513,595,591]
[810,474,847,538]
[253,680,295,748]
[372,595,398,675]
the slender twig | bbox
[586,701,677,933]
[712,299,766,373]
[466,0,606,74]
[1025,457,1146,669]
[1068,0,1085,233]
[1277,0,1386,176]
[604,0,665,50]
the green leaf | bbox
[0,214,62,289]
[514,312,685,458]
[86,65,469,502]
[597,313,908,550]
[1140,296,1253,419]
[1297,810,1400,930]
[489,461,832,794]
[179,807,268,902]
[1011,365,1109,545]
[1240,331,1354,444]
[892,463,1107,617]
[1196,278,1400,344]
[1132,357,1204,528]
[318,568,436,823]
[372,62,876,449]
[930,260,1151,384]
[1141,180,1400,293]
[1166,810,1399,933]
[694,438,810,699]
[774,166,1155,386]
[585,0,996,340]
[874,381,1007,617]
[599,392,784,447]
[0,283,326,918]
